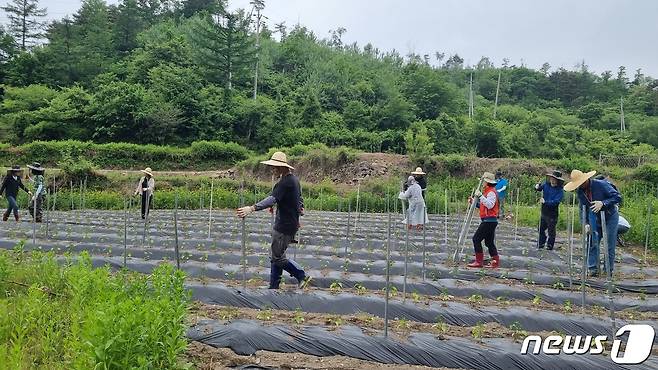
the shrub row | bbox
[0,140,251,170]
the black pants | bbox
[473,222,498,256]
[539,206,558,249]
[141,194,152,219]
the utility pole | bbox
[251,0,265,99]
[468,72,474,120]
[493,70,501,119]
[620,97,626,132]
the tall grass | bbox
[0,248,189,369]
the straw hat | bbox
[411,167,426,175]
[27,162,45,172]
[140,167,154,177]
[546,170,565,182]
[6,165,22,175]
[482,172,498,184]
[564,169,596,192]
[260,151,294,170]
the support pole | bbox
[142,192,150,247]
[580,205,588,315]
[32,194,37,245]
[345,200,351,255]
[52,176,57,212]
[568,194,576,288]
[384,201,391,338]
[208,178,214,239]
[444,189,448,250]
[454,177,484,262]
[645,201,653,265]
[514,189,520,241]
[123,198,128,268]
[240,182,247,290]
[403,200,409,303]
[422,204,426,281]
[354,182,361,234]
[174,194,180,270]
[600,211,616,336]
[45,190,50,238]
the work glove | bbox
[590,201,604,213]
[535,183,541,190]
[237,205,255,218]
[142,187,149,192]
[398,191,406,200]
[540,198,545,204]
[474,190,482,198]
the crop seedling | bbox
[563,300,573,313]
[468,294,483,304]
[471,322,485,341]
[509,322,528,341]
[326,315,343,327]
[396,318,411,330]
[532,295,542,305]
[552,281,565,290]
[432,318,449,334]
[330,281,343,293]
[293,308,305,324]
[353,283,367,295]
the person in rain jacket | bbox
[399,176,428,230]
[534,170,565,250]
[467,172,500,269]
[564,169,622,277]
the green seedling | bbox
[471,322,485,341]
[330,281,343,293]
[353,283,367,295]
[532,295,542,305]
[293,308,305,324]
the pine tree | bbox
[187,9,255,90]
[1,0,47,50]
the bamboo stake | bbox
[240,182,247,290]
[403,199,409,303]
[384,198,391,338]
[444,189,448,250]
[174,194,180,269]
[600,211,616,336]
[580,205,588,315]
[208,178,214,239]
[123,198,128,268]
[645,201,653,266]
[568,194,576,288]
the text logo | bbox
[520,324,655,365]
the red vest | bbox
[479,185,500,219]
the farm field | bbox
[1,206,657,369]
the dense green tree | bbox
[405,121,434,162]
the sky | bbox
[4,0,658,78]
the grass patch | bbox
[0,247,189,369]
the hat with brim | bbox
[411,167,426,175]
[140,167,154,177]
[260,151,294,170]
[546,170,565,182]
[482,172,498,185]
[7,165,22,174]
[564,169,596,192]
[27,162,45,172]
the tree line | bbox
[1,0,657,160]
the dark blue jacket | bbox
[577,179,622,227]
[537,182,564,208]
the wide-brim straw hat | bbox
[411,167,426,175]
[140,167,154,177]
[27,162,45,172]
[482,172,498,184]
[546,170,565,182]
[260,151,294,170]
[564,169,596,192]
[7,165,22,174]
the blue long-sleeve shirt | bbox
[536,182,564,208]
[576,179,622,228]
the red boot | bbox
[485,255,500,269]
[467,253,484,268]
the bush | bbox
[634,164,658,183]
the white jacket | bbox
[135,177,155,197]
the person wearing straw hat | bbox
[27,162,46,222]
[534,170,565,250]
[467,172,501,268]
[411,167,427,198]
[134,167,155,220]
[564,169,622,277]
[236,151,312,290]
[399,175,429,230]
[0,165,32,222]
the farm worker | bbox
[533,170,565,250]
[398,176,428,230]
[134,167,155,220]
[411,167,427,198]
[467,172,501,268]
[494,171,508,218]
[565,169,622,277]
[27,162,46,223]
[0,165,32,222]
[236,151,312,290]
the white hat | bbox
[411,167,426,175]
[482,172,498,184]
[140,167,154,177]
[260,151,294,170]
